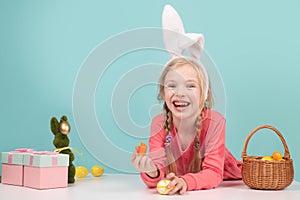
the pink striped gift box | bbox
[23,151,69,189]
[1,148,34,186]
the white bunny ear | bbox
[162,4,209,100]
[162,4,185,57]
[162,5,185,35]
[183,33,205,60]
[162,4,205,60]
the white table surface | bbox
[1,174,300,200]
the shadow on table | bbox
[220,180,300,191]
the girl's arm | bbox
[140,115,166,188]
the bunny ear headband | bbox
[162,4,209,100]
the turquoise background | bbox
[1,0,299,181]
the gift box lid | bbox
[1,148,35,165]
[23,152,69,167]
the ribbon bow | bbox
[7,148,35,164]
[54,147,83,156]
[14,148,35,153]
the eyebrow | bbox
[164,79,198,83]
[185,79,198,84]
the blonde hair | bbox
[157,57,213,175]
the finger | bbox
[177,178,187,195]
[168,176,178,189]
[132,154,142,169]
[168,179,185,195]
[166,172,175,180]
[168,182,180,195]
[179,186,187,195]
[141,155,151,172]
[130,151,136,162]
[139,156,147,170]
[130,149,139,163]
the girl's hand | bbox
[166,172,188,195]
[131,149,158,178]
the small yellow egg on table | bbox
[75,166,88,178]
[91,165,104,177]
[157,179,174,195]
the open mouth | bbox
[173,100,190,108]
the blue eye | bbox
[187,84,196,89]
[167,83,176,88]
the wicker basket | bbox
[241,125,294,190]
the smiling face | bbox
[162,63,202,122]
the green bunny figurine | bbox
[50,115,75,183]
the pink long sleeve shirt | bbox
[140,109,242,191]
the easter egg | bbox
[272,151,283,161]
[75,166,88,178]
[261,156,273,161]
[91,165,104,177]
[157,179,174,195]
[59,121,70,135]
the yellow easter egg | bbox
[91,165,104,177]
[261,156,273,161]
[157,179,174,195]
[272,151,283,161]
[75,166,88,178]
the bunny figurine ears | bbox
[162,5,209,100]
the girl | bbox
[131,57,242,195]
[131,5,242,195]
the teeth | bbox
[173,101,189,107]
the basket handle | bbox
[241,125,291,159]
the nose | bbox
[174,86,185,97]
[175,93,184,98]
